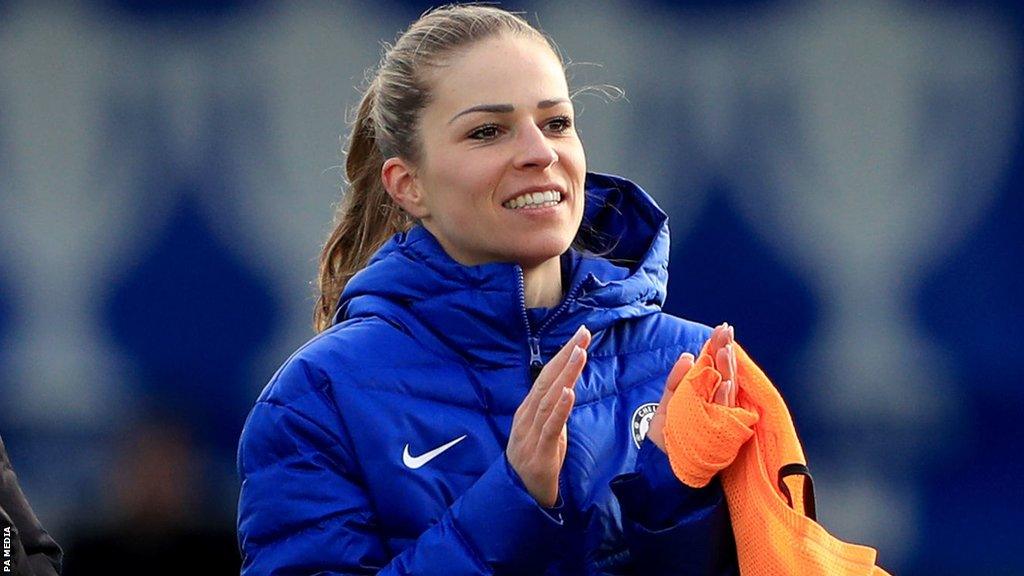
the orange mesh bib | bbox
[664,342,891,576]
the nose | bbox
[513,122,558,170]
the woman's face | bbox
[388,34,586,268]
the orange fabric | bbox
[664,342,891,576]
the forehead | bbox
[427,35,569,115]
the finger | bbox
[533,346,586,430]
[715,346,732,381]
[727,343,738,386]
[560,346,587,391]
[709,323,726,352]
[544,345,586,407]
[539,325,591,383]
[716,322,733,347]
[521,326,590,418]
[540,386,575,447]
[707,323,730,360]
[718,344,738,408]
[713,379,731,406]
[654,352,695,442]
[663,352,695,397]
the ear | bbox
[382,157,430,219]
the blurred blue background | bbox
[1,0,1021,573]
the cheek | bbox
[555,140,586,188]
[567,143,586,177]
[431,169,498,228]
[564,146,587,206]
[434,145,499,185]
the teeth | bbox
[504,190,563,209]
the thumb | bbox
[665,352,695,395]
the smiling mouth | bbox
[502,190,563,209]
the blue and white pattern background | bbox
[0,0,1021,573]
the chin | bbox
[506,236,574,268]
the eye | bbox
[546,115,573,133]
[468,123,501,141]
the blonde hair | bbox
[314,5,561,332]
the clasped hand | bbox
[506,325,591,508]
[647,323,738,452]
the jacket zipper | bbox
[516,266,589,534]
[516,266,591,382]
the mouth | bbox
[502,190,564,210]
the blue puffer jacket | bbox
[237,173,739,575]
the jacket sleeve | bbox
[609,439,739,575]
[0,436,63,576]
[237,378,564,575]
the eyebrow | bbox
[447,98,571,125]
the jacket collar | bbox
[337,173,671,366]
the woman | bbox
[237,5,741,574]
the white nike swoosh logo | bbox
[402,435,467,469]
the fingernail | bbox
[561,387,571,403]
[570,345,582,363]
[729,325,735,340]
[574,324,588,342]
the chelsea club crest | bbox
[630,402,659,448]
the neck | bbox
[522,256,563,309]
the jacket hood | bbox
[336,172,671,366]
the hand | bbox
[647,323,738,452]
[708,322,738,407]
[506,325,591,507]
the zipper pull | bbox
[529,337,543,382]
[529,336,542,365]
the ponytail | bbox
[314,84,412,332]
